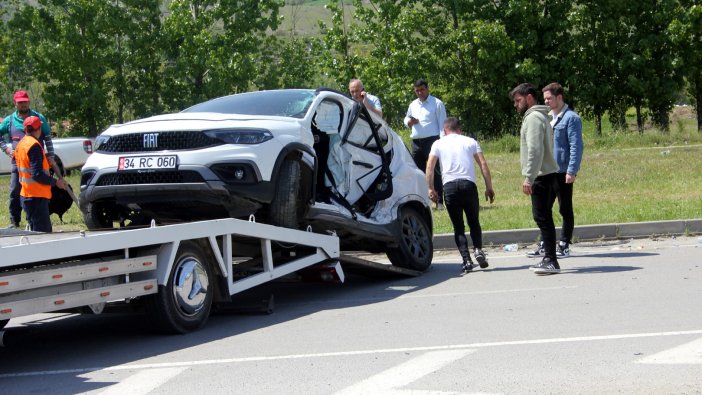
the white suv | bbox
[79,89,433,270]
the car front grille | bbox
[95,171,205,186]
[98,131,221,153]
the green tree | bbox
[161,0,282,111]
[669,1,702,132]
[8,0,122,136]
[108,0,165,123]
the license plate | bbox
[118,155,177,171]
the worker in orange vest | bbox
[15,116,66,232]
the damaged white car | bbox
[79,88,433,270]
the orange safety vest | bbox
[15,135,52,199]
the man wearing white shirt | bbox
[404,79,447,208]
[426,117,495,273]
[348,79,383,118]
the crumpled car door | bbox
[339,107,393,206]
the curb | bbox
[432,219,702,250]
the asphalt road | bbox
[1,236,701,394]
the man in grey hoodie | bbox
[510,83,561,274]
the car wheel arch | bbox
[270,142,316,199]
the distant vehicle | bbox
[80,88,434,271]
[0,137,93,175]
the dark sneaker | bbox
[557,241,570,258]
[533,257,561,275]
[526,241,544,258]
[474,248,489,268]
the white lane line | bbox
[94,367,187,395]
[3,329,702,378]
[636,337,702,364]
[334,349,474,395]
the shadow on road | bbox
[0,261,457,392]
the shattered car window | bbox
[182,90,316,119]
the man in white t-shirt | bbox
[426,117,495,273]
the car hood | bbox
[103,112,303,135]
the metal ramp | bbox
[338,254,424,278]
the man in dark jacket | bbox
[15,116,65,232]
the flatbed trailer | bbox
[0,218,422,338]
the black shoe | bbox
[556,241,570,258]
[461,253,473,273]
[474,248,489,268]
[526,241,544,258]
[533,257,561,275]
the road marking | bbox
[93,367,186,395]
[636,337,702,364]
[334,349,474,395]
[2,329,702,378]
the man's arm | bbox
[0,116,11,155]
[364,94,383,117]
[426,154,438,202]
[566,114,584,183]
[474,152,495,203]
[404,102,418,127]
[28,144,56,186]
[436,100,447,137]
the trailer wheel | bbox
[386,206,433,271]
[0,319,8,330]
[146,241,214,334]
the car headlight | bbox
[204,129,273,144]
[94,135,110,151]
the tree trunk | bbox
[696,81,702,133]
[595,113,602,136]
[636,105,644,134]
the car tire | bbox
[83,203,113,230]
[387,206,433,271]
[145,241,214,334]
[268,159,302,228]
[0,319,8,330]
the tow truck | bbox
[0,218,423,340]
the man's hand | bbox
[522,179,532,195]
[408,117,419,127]
[485,188,495,203]
[428,188,438,203]
[4,147,12,157]
[48,156,57,168]
[565,173,576,184]
[56,178,67,190]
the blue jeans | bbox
[443,179,482,256]
[21,197,52,233]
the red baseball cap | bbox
[23,116,42,132]
[14,90,30,103]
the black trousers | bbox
[412,136,442,203]
[556,172,574,244]
[444,179,482,255]
[9,162,22,225]
[21,197,52,233]
[531,173,558,260]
